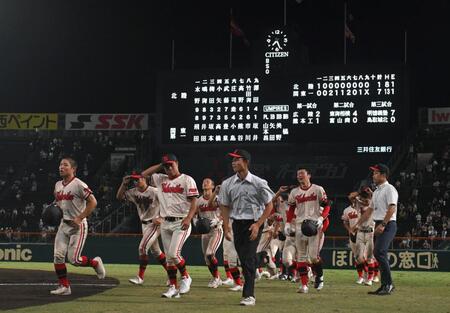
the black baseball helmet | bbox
[42,204,63,227]
[195,217,211,234]
[301,219,318,237]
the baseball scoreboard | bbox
[157,66,408,150]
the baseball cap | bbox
[369,163,389,176]
[228,149,251,162]
[161,153,177,165]
[130,171,144,179]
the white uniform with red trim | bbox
[222,219,239,267]
[341,205,359,255]
[124,186,162,258]
[288,184,327,263]
[53,177,93,265]
[282,219,297,268]
[354,199,375,262]
[152,173,198,265]
[197,196,223,265]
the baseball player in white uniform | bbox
[51,157,105,296]
[142,153,199,299]
[221,218,243,290]
[196,178,224,288]
[116,174,167,285]
[350,187,376,286]
[270,187,291,279]
[342,193,363,284]
[284,168,330,294]
[256,218,277,278]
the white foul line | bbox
[0,283,118,287]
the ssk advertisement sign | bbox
[65,114,148,130]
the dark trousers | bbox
[374,221,397,286]
[232,219,263,298]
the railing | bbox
[91,204,130,233]
[1,231,448,250]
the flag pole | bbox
[344,2,347,65]
[284,0,287,27]
[229,8,233,69]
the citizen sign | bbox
[65,114,148,130]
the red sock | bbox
[224,261,233,279]
[167,265,178,287]
[356,263,364,278]
[230,267,243,286]
[176,258,189,278]
[374,261,379,276]
[367,262,374,280]
[138,255,148,279]
[363,261,369,274]
[297,262,309,286]
[158,253,168,270]
[54,263,69,287]
[79,256,98,268]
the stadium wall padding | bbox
[0,237,447,271]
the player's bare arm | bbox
[73,194,97,226]
[250,201,273,241]
[141,163,163,178]
[116,176,131,201]
[220,204,232,241]
[181,196,197,230]
[375,204,396,235]
[272,186,289,202]
[207,185,220,208]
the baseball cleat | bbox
[356,277,364,285]
[297,285,309,294]
[129,276,144,285]
[269,273,280,280]
[229,284,243,291]
[93,257,106,279]
[314,275,324,290]
[222,278,234,286]
[364,279,373,286]
[179,275,192,294]
[280,274,288,281]
[373,276,380,283]
[240,296,256,306]
[207,277,222,288]
[50,285,71,296]
[260,271,271,279]
[162,285,180,298]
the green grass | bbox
[2,262,450,313]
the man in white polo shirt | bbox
[353,163,398,296]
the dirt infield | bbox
[0,268,119,310]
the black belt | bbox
[142,220,152,225]
[358,228,373,233]
[63,219,72,225]
[164,216,184,222]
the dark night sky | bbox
[0,0,449,115]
